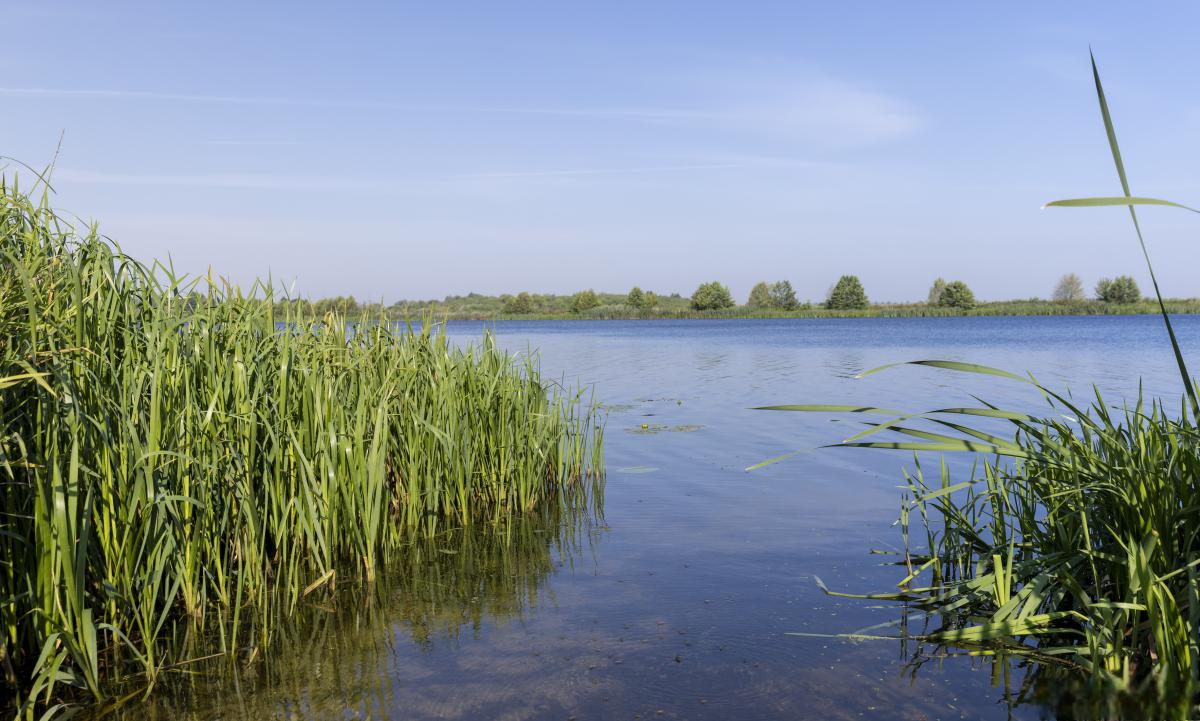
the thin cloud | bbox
[451,161,818,179]
[200,139,306,147]
[0,86,688,120]
[0,82,919,147]
[54,160,811,192]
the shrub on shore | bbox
[826,275,868,310]
[1096,275,1141,303]
[936,280,976,309]
[1053,272,1086,302]
[691,281,735,310]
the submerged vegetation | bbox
[755,55,1200,717]
[0,178,604,716]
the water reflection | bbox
[105,491,603,720]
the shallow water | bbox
[126,315,1200,720]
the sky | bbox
[3,1,1200,303]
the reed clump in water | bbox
[0,178,604,716]
[754,54,1200,717]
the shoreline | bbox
[369,301,1200,322]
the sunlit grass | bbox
[0,177,604,717]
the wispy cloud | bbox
[1,75,920,148]
[53,160,813,192]
[0,86,690,120]
[200,139,306,147]
[451,161,818,180]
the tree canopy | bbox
[747,282,772,308]
[826,275,868,310]
[1095,276,1141,304]
[937,280,976,309]
[570,289,600,313]
[503,292,534,314]
[927,278,947,306]
[1053,273,1086,302]
[769,281,799,310]
[691,281,735,310]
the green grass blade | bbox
[1044,196,1200,212]
[857,360,1029,383]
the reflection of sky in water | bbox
[129,316,1200,720]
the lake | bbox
[126,315,1200,720]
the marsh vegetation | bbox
[0,179,604,716]
[755,55,1200,718]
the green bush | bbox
[769,280,799,310]
[503,291,535,314]
[570,289,600,313]
[691,281,735,310]
[625,286,645,308]
[926,277,947,305]
[937,280,976,309]
[747,281,772,308]
[1096,275,1141,303]
[826,275,868,310]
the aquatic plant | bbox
[754,53,1200,716]
[0,178,604,716]
[98,492,602,720]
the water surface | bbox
[132,315,1200,720]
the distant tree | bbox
[1053,273,1086,302]
[641,290,658,310]
[626,286,645,308]
[504,292,535,314]
[570,289,600,313]
[691,281,735,310]
[747,281,772,308]
[769,280,799,310]
[1095,275,1141,304]
[826,275,868,310]
[937,280,976,309]
[927,278,947,305]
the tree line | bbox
[282,273,1149,316]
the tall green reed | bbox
[0,178,604,717]
[754,53,1200,716]
[99,492,601,720]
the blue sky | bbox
[3,1,1199,302]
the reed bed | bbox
[0,179,604,717]
[755,54,1200,717]
[101,495,601,720]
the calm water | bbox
[130,315,1200,720]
